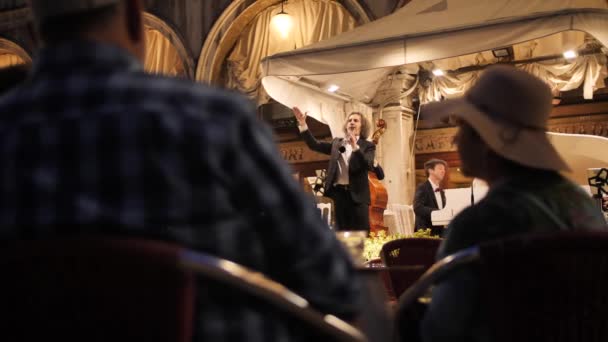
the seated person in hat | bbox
[419,65,607,342]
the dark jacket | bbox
[413,180,446,230]
[373,164,385,181]
[300,129,375,204]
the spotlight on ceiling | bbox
[492,47,513,58]
[563,50,578,59]
[432,69,445,76]
[327,84,340,93]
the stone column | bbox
[378,106,416,205]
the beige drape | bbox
[420,31,607,102]
[144,27,185,77]
[420,54,608,103]
[227,0,357,105]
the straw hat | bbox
[422,65,570,171]
[29,0,121,20]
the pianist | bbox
[413,158,448,236]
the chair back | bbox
[317,202,333,228]
[479,232,608,342]
[0,237,366,342]
[0,237,196,342]
[395,231,608,342]
[380,238,441,297]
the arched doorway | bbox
[143,13,194,79]
[196,0,371,85]
[0,37,31,67]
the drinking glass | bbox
[335,230,368,266]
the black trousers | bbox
[331,185,369,232]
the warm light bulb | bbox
[432,69,445,76]
[327,84,340,93]
[563,50,577,59]
[271,12,293,39]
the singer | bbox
[293,107,376,232]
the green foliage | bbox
[363,228,441,262]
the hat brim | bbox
[422,98,571,172]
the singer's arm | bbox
[373,164,385,180]
[294,107,333,155]
[299,129,333,155]
[348,141,375,173]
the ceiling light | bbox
[432,69,444,76]
[492,47,513,58]
[327,84,340,93]
[563,50,577,59]
[271,0,293,40]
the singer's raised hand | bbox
[292,107,307,126]
[347,130,358,148]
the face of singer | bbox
[429,164,446,183]
[346,114,362,136]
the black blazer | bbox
[300,129,375,204]
[373,164,384,181]
[413,180,446,230]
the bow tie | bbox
[434,188,443,192]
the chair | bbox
[316,198,333,228]
[386,204,415,236]
[395,232,608,342]
[380,238,441,298]
[0,237,365,342]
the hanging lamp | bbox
[271,0,293,39]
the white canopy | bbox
[261,0,608,134]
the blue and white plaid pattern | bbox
[0,41,360,340]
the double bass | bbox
[368,119,389,234]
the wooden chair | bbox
[317,201,333,228]
[380,238,441,298]
[395,232,608,342]
[0,237,366,342]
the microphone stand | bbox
[470,180,475,206]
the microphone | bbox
[470,179,475,205]
[339,130,353,153]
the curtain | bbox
[419,54,608,103]
[144,27,185,77]
[226,0,357,105]
[419,31,607,102]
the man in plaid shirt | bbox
[0,0,362,339]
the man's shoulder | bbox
[415,180,431,191]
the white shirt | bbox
[299,124,359,185]
[336,139,355,185]
[428,177,444,209]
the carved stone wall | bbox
[278,140,330,164]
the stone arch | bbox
[143,12,195,79]
[196,0,371,84]
[0,37,31,66]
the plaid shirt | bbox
[0,41,361,340]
